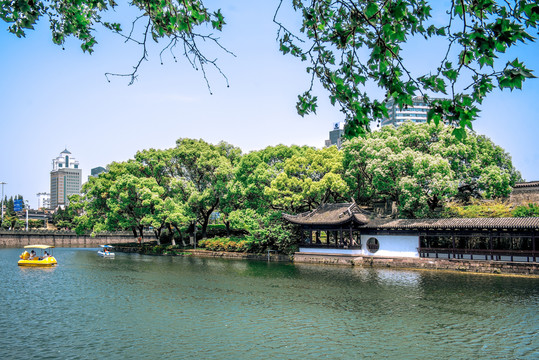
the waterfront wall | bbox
[117,244,538,276]
[0,231,138,248]
[294,252,539,276]
[184,249,291,262]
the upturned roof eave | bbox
[282,215,367,226]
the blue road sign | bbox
[14,199,23,212]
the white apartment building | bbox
[381,96,435,127]
[50,149,81,209]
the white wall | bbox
[360,234,419,258]
[299,234,419,258]
[298,247,364,255]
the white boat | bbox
[97,245,115,257]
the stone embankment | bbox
[112,245,292,262]
[185,249,291,262]
[116,245,538,276]
[0,230,138,247]
[294,252,539,276]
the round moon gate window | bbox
[366,237,380,253]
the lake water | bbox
[1,247,537,359]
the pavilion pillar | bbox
[469,235,473,260]
[452,233,456,259]
[309,227,313,245]
[533,233,536,263]
[510,233,514,262]
[340,227,343,248]
[489,233,493,261]
[349,226,353,249]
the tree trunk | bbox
[153,228,161,245]
[138,226,144,244]
[172,224,186,246]
[201,214,210,239]
[428,195,439,212]
[225,220,231,237]
[167,223,176,246]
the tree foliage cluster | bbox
[343,122,521,217]
[1,195,26,230]
[52,205,77,229]
[444,199,539,217]
[1,1,537,134]
[72,123,523,252]
[277,0,538,138]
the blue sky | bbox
[0,1,538,208]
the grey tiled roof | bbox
[361,217,539,230]
[513,181,539,188]
[283,203,370,225]
[284,203,539,230]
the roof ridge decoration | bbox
[340,202,356,219]
[282,202,370,226]
[306,205,321,218]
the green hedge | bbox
[198,237,252,252]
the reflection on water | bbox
[0,248,537,359]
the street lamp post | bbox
[25,200,29,232]
[0,182,6,226]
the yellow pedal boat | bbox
[18,245,57,267]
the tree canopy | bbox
[2,1,537,136]
[342,121,522,217]
[73,127,523,251]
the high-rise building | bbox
[36,192,50,210]
[90,166,107,179]
[50,149,81,209]
[324,122,345,149]
[381,96,435,127]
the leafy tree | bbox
[134,148,193,243]
[52,205,77,230]
[229,208,299,253]
[75,139,238,242]
[512,203,539,217]
[28,219,44,229]
[342,122,521,217]
[0,0,229,86]
[3,1,536,134]
[232,145,307,213]
[276,0,538,138]
[1,195,27,229]
[265,146,349,213]
[73,161,148,238]
[196,141,242,236]
[69,132,526,252]
[171,138,237,239]
[443,199,514,217]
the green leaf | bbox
[365,3,379,18]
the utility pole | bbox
[0,182,6,226]
[25,201,29,231]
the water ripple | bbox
[0,248,537,359]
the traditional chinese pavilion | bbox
[283,203,539,262]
